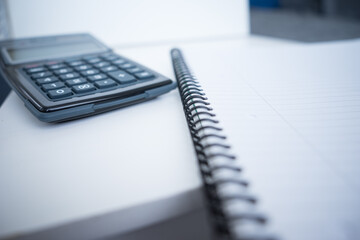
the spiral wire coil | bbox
[171,48,277,240]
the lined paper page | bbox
[183,39,360,240]
[244,41,360,190]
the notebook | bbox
[169,40,360,240]
[1,39,359,240]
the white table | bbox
[0,36,294,239]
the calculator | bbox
[0,33,176,122]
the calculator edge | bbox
[24,81,177,123]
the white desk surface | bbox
[0,36,294,238]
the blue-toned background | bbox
[250,0,279,8]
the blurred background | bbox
[0,0,360,105]
[250,0,360,42]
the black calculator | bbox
[0,33,176,122]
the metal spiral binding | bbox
[171,48,277,240]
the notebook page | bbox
[182,40,360,240]
[242,40,360,190]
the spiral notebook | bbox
[1,40,359,240]
[171,48,274,240]
[169,40,360,240]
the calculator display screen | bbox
[6,42,103,62]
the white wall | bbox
[6,0,249,46]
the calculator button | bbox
[86,58,102,64]
[65,78,87,86]
[42,82,65,91]
[126,67,143,74]
[31,71,52,79]
[108,70,136,84]
[119,63,135,69]
[81,69,99,76]
[24,64,41,70]
[54,68,73,75]
[87,74,107,82]
[135,71,154,79]
[26,67,46,74]
[75,65,92,71]
[47,63,65,70]
[94,79,117,89]
[112,59,126,65]
[59,72,80,80]
[48,88,72,99]
[94,61,110,68]
[72,83,96,93]
[100,65,118,72]
[68,61,84,67]
[36,76,59,85]
[66,60,85,67]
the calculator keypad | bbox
[22,53,155,100]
